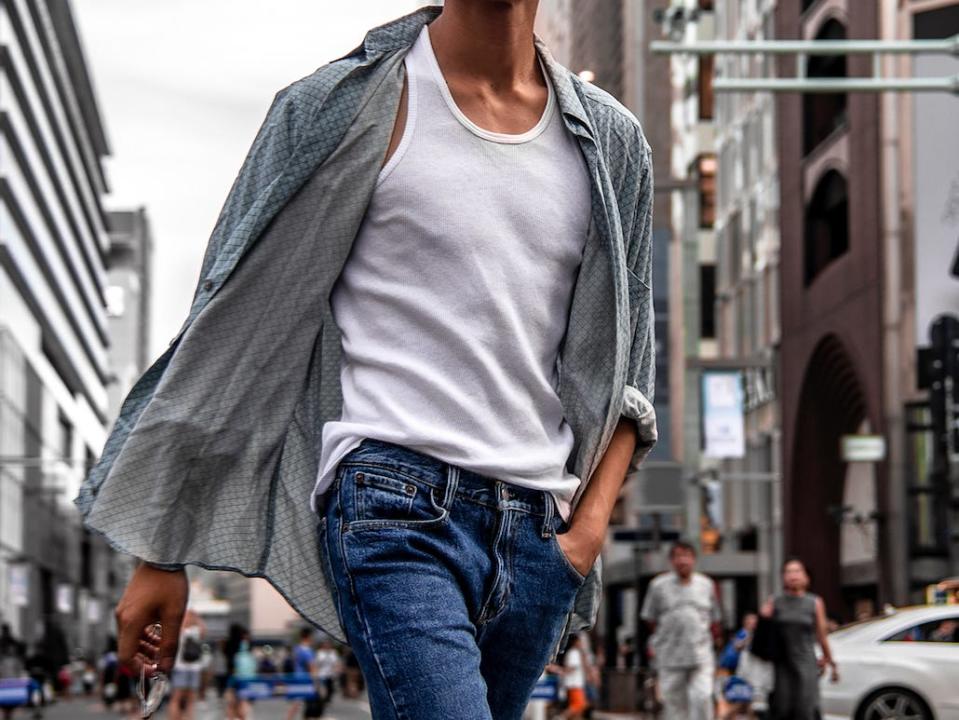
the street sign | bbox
[840,435,887,462]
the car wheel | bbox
[858,688,931,720]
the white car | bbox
[821,605,959,720]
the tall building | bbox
[104,209,152,418]
[0,0,118,655]
[662,0,779,625]
[709,0,784,613]
[775,0,959,617]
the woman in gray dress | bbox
[760,558,838,720]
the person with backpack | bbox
[169,609,205,720]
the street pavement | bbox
[24,694,373,720]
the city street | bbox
[24,695,373,720]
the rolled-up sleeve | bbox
[621,140,658,473]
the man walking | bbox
[78,2,657,718]
[641,541,722,720]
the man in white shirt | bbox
[641,541,722,720]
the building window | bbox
[728,211,742,286]
[105,285,126,318]
[803,170,849,285]
[697,154,717,229]
[700,264,716,339]
[803,19,848,156]
[58,412,72,462]
[698,54,714,120]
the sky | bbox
[73,0,422,360]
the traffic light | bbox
[926,314,959,461]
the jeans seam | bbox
[338,514,409,719]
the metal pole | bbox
[651,35,959,56]
[713,76,959,94]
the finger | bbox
[138,636,160,658]
[155,610,185,676]
[117,607,151,671]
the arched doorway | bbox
[788,334,873,619]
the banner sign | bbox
[8,565,29,608]
[702,371,745,458]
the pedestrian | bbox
[286,628,316,720]
[168,609,205,720]
[557,633,589,719]
[341,648,363,699]
[760,558,839,720]
[0,625,25,720]
[313,639,340,703]
[80,3,658,718]
[210,640,229,702]
[229,633,258,720]
[99,638,120,711]
[641,540,722,720]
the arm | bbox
[640,582,659,648]
[621,140,658,473]
[554,134,656,576]
[559,418,637,575]
[814,596,839,681]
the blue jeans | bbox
[316,438,587,719]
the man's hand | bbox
[760,596,774,618]
[115,563,189,675]
[556,526,604,578]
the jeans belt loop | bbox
[444,463,460,510]
[541,491,554,538]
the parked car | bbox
[821,605,958,720]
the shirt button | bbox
[202,279,214,291]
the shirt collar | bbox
[359,4,593,136]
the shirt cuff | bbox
[622,385,658,473]
[143,560,186,572]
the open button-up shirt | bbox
[75,5,657,663]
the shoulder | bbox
[649,573,673,591]
[693,572,715,588]
[574,76,652,161]
[276,49,386,127]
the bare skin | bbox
[116,0,640,673]
[115,563,187,674]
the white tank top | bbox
[311,24,592,521]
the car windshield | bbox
[828,615,887,641]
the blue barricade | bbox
[530,674,558,701]
[227,674,320,701]
[0,679,41,708]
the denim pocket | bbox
[356,471,417,520]
[342,465,447,533]
[548,516,589,588]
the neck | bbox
[426,0,541,90]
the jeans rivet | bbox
[356,472,365,483]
